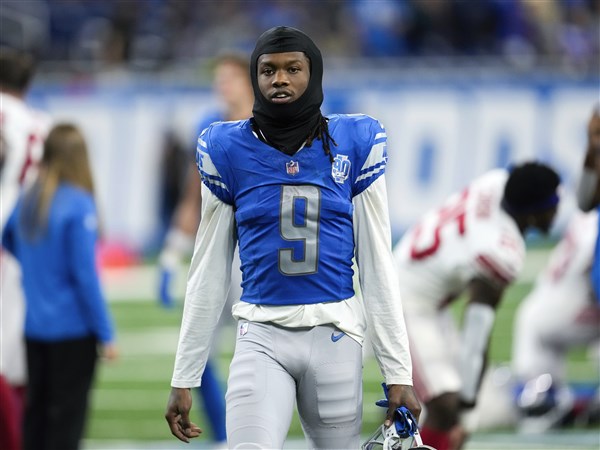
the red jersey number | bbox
[410,189,469,260]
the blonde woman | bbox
[2,123,117,450]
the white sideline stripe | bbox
[109,328,179,355]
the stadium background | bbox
[2,1,599,449]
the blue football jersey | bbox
[197,114,388,306]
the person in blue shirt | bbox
[165,26,420,449]
[158,52,253,446]
[2,123,117,450]
[158,52,253,307]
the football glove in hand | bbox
[362,383,436,450]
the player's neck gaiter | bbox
[250,26,323,155]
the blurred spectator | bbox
[2,123,118,450]
[348,0,410,57]
[156,130,188,248]
[0,0,595,74]
[158,52,252,308]
[404,0,455,56]
[0,1,49,55]
[512,210,599,432]
[157,52,253,446]
[557,0,600,70]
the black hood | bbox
[250,26,323,154]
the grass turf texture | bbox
[86,277,597,442]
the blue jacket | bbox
[2,183,114,343]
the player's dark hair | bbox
[212,51,250,74]
[293,52,336,162]
[503,162,560,213]
[306,115,337,163]
[0,47,35,93]
[252,112,337,163]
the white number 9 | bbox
[278,185,321,275]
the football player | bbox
[393,162,560,450]
[512,209,599,431]
[165,26,420,449]
[0,47,51,450]
[158,52,253,308]
[157,52,253,446]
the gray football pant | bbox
[226,321,363,450]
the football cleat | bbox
[516,373,575,433]
[361,384,437,450]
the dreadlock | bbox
[306,115,337,163]
[251,114,337,162]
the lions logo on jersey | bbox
[332,154,351,184]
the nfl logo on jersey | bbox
[286,160,299,176]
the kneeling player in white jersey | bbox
[0,47,50,450]
[512,210,599,432]
[165,26,420,449]
[393,162,560,450]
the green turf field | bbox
[85,259,598,444]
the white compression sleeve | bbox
[354,176,413,386]
[171,186,236,387]
[459,302,496,405]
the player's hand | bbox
[384,384,422,426]
[159,266,175,308]
[165,387,202,443]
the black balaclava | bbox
[250,26,324,154]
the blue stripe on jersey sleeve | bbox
[353,125,388,196]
